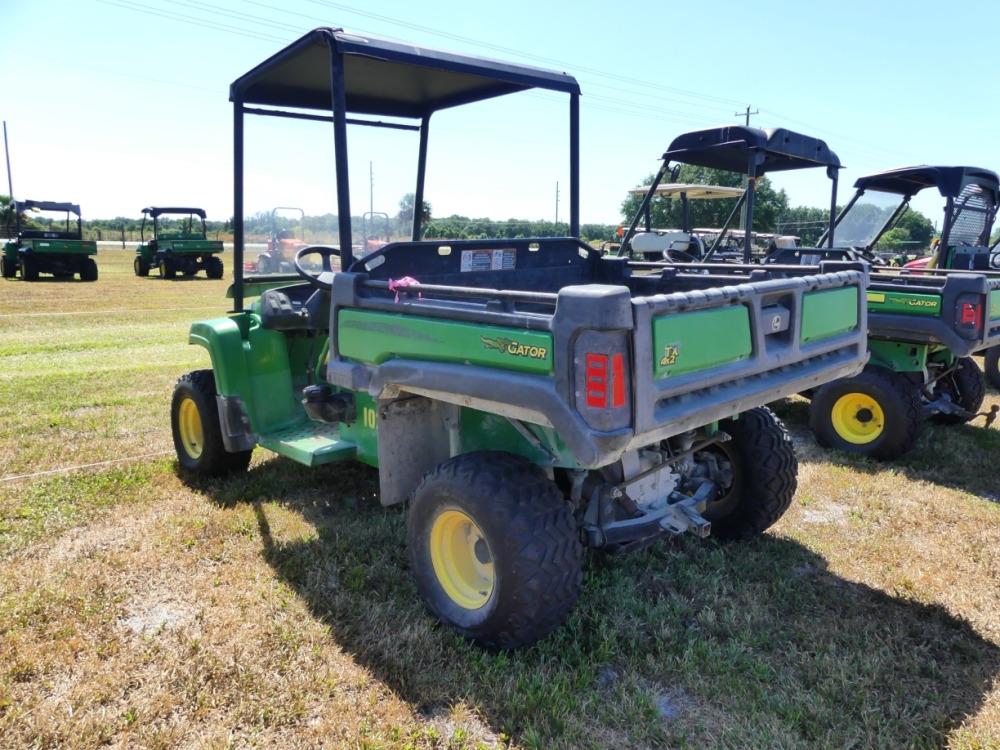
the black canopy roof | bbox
[16,199,81,214]
[853,165,1000,201]
[142,206,207,218]
[662,126,841,173]
[230,27,581,117]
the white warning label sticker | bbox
[460,248,516,272]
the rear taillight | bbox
[575,332,632,431]
[956,294,984,340]
[960,302,981,326]
[585,352,626,409]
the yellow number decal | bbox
[362,407,377,429]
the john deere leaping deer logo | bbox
[481,336,549,360]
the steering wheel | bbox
[294,245,340,289]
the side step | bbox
[257,421,356,467]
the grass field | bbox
[2,249,1000,749]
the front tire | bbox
[931,357,985,424]
[984,347,1000,391]
[159,257,176,279]
[809,367,922,460]
[171,370,252,476]
[702,407,797,541]
[134,256,150,277]
[1,257,14,278]
[408,451,582,649]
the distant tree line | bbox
[3,181,937,251]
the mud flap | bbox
[376,396,454,506]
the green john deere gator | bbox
[2,200,97,281]
[133,206,224,279]
[168,29,869,648]
[623,131,1000,460]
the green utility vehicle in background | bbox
[2,200,97,281]
[134,206,224,279]
[802,166,1000,457]
[624,129,1000,459]
[169,29,869,648]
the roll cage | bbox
[822,166,1000,260]
[140,206,209,243]
[621,126,841,262]
[229,27,582,311]
[15,199,83,240]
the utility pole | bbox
[3,121,12,240]
[734,106,758,235]
[3,121,13,200]
[555,181,560,226]
[735,105,758,127]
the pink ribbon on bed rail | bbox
[388,276,422,302]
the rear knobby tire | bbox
[984,347,1000,391]
[171,369,252,476]
[809,366,922,460]
[206,256,224,279]
[931,357,985,425]
[703,407,797,541]
[408,451,583,650]
[21,255,38,281]
[160,257,176,279]
[80,258,98,282]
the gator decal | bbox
[867,290,941,315]
[481,336,548,360]
[338,309,553,374]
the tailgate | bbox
[630,270,867,443]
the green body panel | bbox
[189,316,254,399]
[244,324,303,433]
[653,305,752,378]
[3,241,14,261]
[338,309,554,375]
[227,277,300,299]
[138,238,223,262]
[990,290,1000,321]
[457,409,580,467]
[338,391,379,467]
[800,287,859,344]
[337,394,577,470]
[867,340,940,374]
[190,310,578,470]
[866,290,941,316]
[9,238,96,255]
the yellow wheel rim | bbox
[831,392,885,445]
[177,397,205,459]
[429,509,494,610]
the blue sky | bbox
[3,0,998,228]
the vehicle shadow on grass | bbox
[772,397,1000,503]
[193,456,1000,748]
